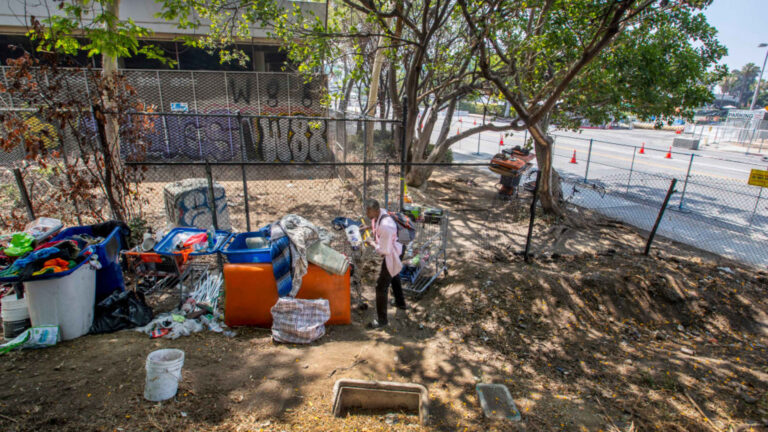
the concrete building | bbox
[0,0,326,71]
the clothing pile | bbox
[0,240,85,281]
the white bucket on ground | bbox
[2,295,31,339]
[24,263,96,341]
[144,349,185,401]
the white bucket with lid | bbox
[144,349,185,401]
[2,295,31,339]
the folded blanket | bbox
[269,215,331,297]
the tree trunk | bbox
[101,0,124,221]
[405,165,435,187]
[529,123,566,217]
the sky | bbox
[704,0,768,72]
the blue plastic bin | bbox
[223,232,271,263]
[153,227,232,256]
[51,225,126,301]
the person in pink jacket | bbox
[363,200,406,328]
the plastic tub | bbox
[51,225,126,302]
[154,227,232,256]
[222,232,271,263]
[24,261,96,340]
[144,349,185,401]
[1,295,31,339]
[24,217,63,242]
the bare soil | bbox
[1,167,767,432]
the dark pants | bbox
[375,251,406,324]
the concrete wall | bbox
[0,0,325,40]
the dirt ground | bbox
[1,168,767,432]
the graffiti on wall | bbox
[119,112,329,162]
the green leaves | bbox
[30,0,175,66]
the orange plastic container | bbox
[223,263,351,327]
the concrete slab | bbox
[331,379,429,425]
[476,383,521,422]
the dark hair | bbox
[365,199,380,211]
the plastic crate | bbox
[51,225,126,301]
[154,227,232,256]
[222,232,271,264]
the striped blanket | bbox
[269,215,331,297]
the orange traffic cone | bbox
[665,146,672,159]
[639,142,645,154]
[500,135,504,146]
[570,150,577,164]
[473,119,477,126]
[456,128,460,135]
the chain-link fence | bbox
[4,104,768,269]
[551,134,768,266]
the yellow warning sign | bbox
[748,169,768,187]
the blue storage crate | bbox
[223,231,271,264]
[153,227,232,256]
[51,225,126,301]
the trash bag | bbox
[90,290,154,334]
[270,297,330,344]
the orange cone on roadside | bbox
[665,146,672,159]
[639,142,645,154]
[570,150,577,164]
[456,128,460,135]
[473,119,477,126]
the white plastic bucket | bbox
[1,295,31,339]
[144,349,185,401]
[24,263,96,341]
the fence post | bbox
[644,178,677,256]
[399,96,408,212]
[475,106,486,156]
[12,168,35,221]
[237,112,251,231]
[204,161,223,270]
[678,154,694,210]
[524,170,542,262]
[626,146,637,194]
[584,138,593,183]
[384,159,390,209]
[155,70,172,157]
[363,120,369,209]
[205,161,220,231]
[749,187,764,226]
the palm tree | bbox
[719,69,738,95]
[735,63,761,107]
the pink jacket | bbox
[372,209,403,277]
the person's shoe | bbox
[367,319,388,329]
[389,299,407,310]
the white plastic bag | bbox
[0,326,60,354]
[271,298,330,344]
